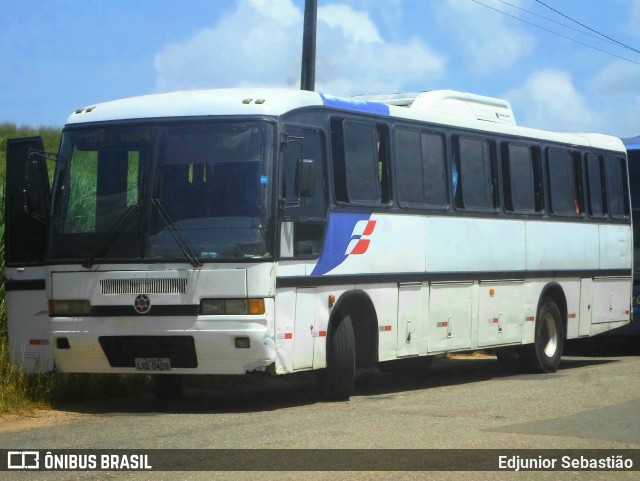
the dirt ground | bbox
[0,409,87,434]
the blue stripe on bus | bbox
[311,211,372,276]
[319,93,390,116]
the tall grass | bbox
[0,123,149,413]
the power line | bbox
[495,0,627,50]
[533,0,640,55]
[469,0,640,67]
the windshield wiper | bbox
[151,198,203,268]
[82,205,139,269]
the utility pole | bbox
[300,0,317,91]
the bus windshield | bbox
[49,120,274,263]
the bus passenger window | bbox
[332,119,389,205]
[395,128,446,207]
[546,149,579,216]
[456,137,497,210]
[585,154,604,217]
[502,143,536,213]
[605,155,629,219]
[571,152,583,214]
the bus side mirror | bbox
[295,158,315,198]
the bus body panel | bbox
[5,267,53,373]
[426,217,525,273]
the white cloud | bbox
[434,0,535,74]
[592,59,640,96]
[588,60,640,137]
[504,70,600,132]
[154,0,445,96]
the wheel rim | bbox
[542,312,558,358]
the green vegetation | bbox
[0,123,149,414]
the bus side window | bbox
[455,136,497,210]
[604,155,630,219]
[585,154,604,217]
[395,128,446,208]
[546,148,582,216]
[502,143,536,213]
[332,118,389,205]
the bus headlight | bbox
[49,300,92,316]
[200,298,265,315]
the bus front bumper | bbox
[50,315,277,375]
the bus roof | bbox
[67,88,624,152]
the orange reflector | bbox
[328,295,336,308]
[569,313,577,319]
[29,339,41,345]
[489,288,495,296]
[248,299,265,315]
[319,331,327,337]
[492,318,499,324]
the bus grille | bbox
[98,336,198,368]
[91,305,200,316]
[100,278,188,295]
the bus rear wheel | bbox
[523,298,564,373]
[317,314,355,401]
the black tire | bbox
[317,315,355,401]
[523,297,564,373]
[153,375,183,400]
[378,355,434,374]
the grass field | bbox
[0,123,149,413]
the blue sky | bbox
[2,0,640,137]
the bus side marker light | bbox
[436,321,448,328]
[378,325,392,332]
[328,295,336,308]
[489,288,495,296]
[277,333,293,340]
[569,313,577,318]
[527,316,535,321]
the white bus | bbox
[4,88,632,400]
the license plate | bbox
[135,357,171,371]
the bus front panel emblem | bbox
[134,294,151,314]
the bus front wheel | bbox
[317,314,355,401]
